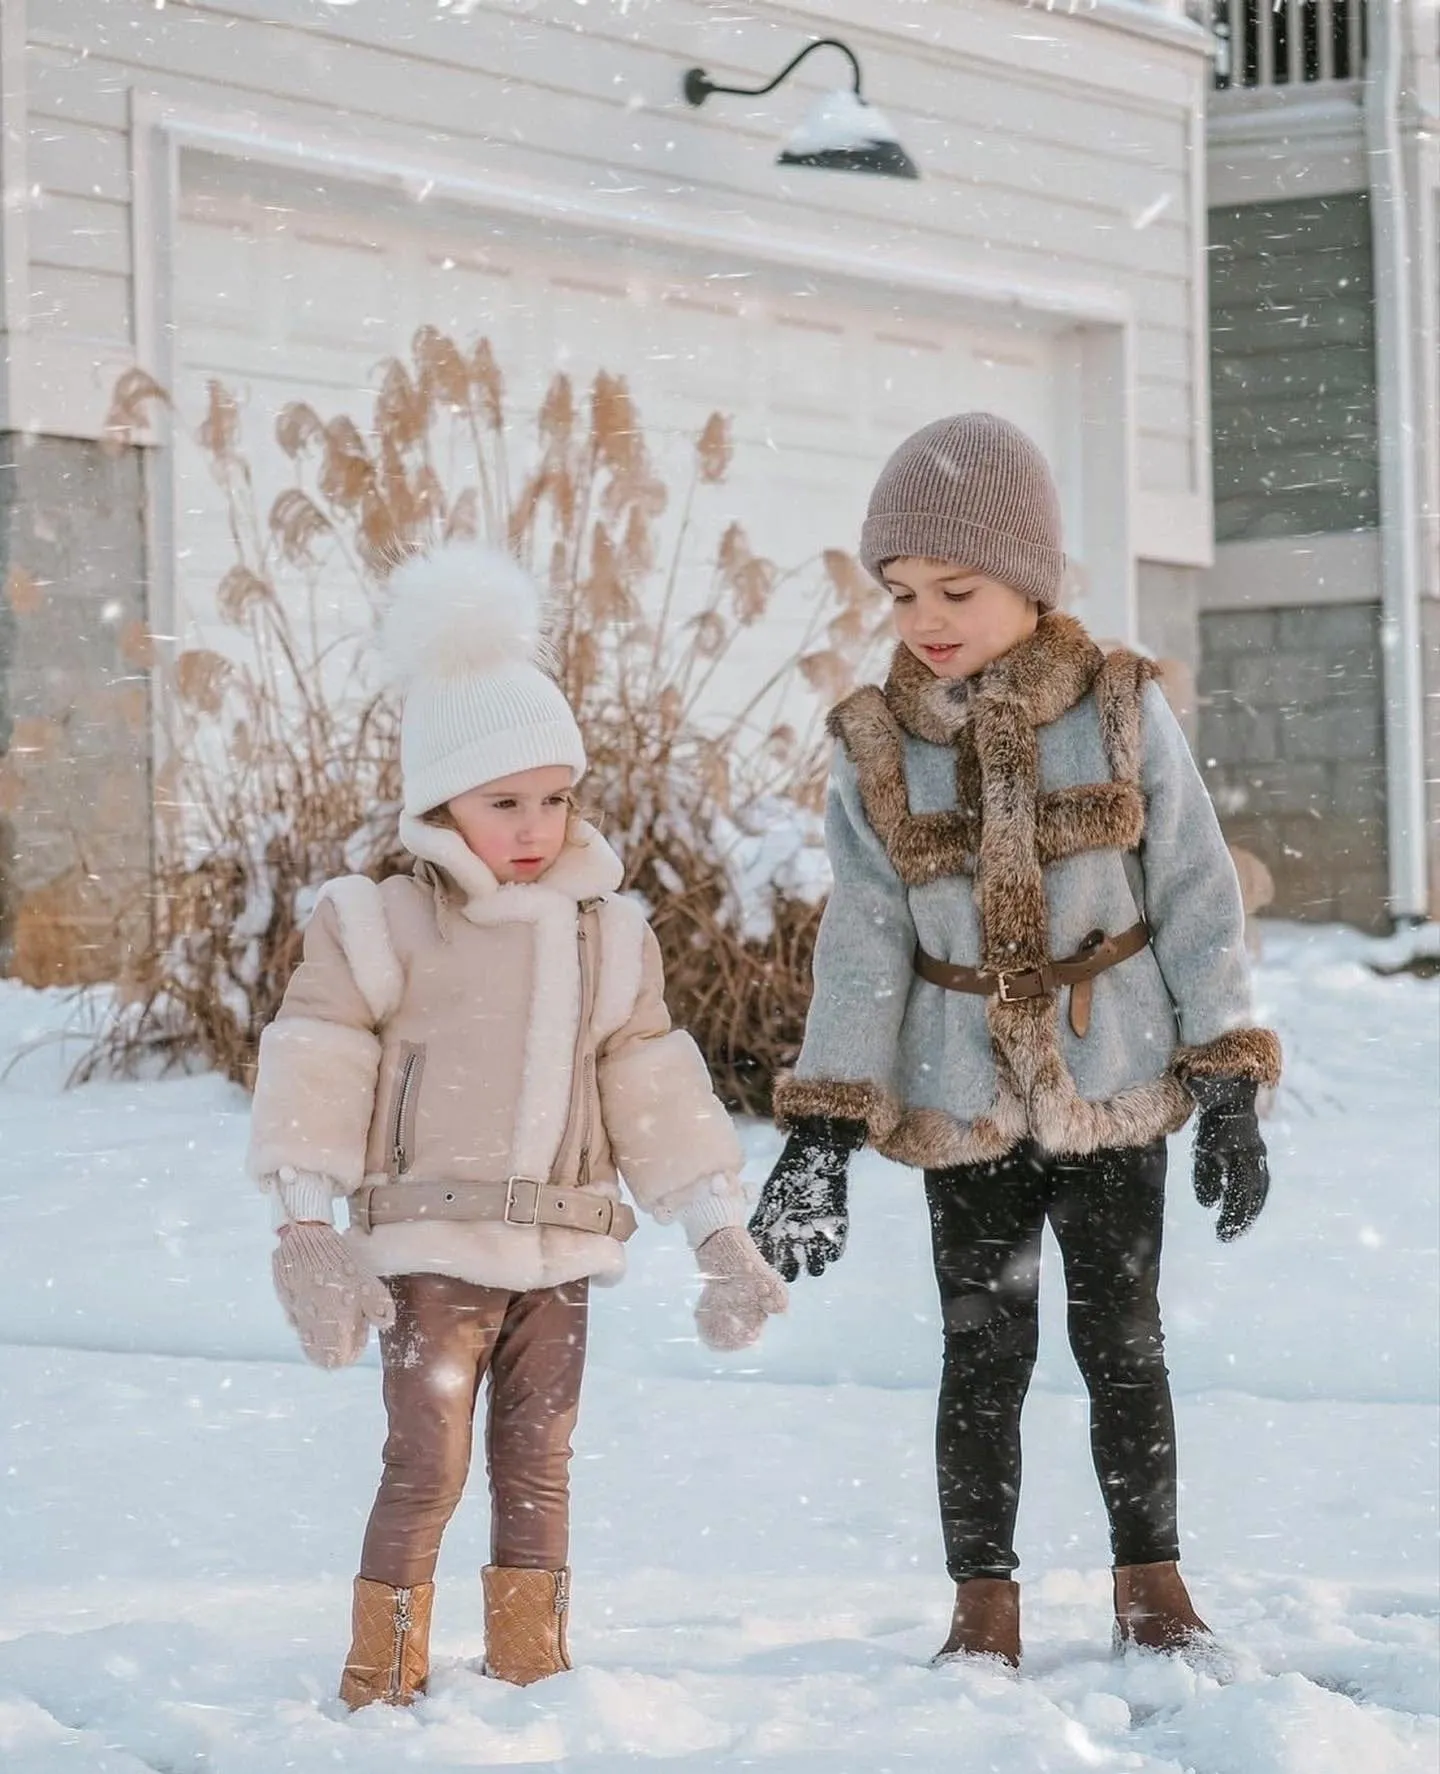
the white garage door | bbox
[172,151,1075,734]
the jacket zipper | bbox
[390,1045,423,1176]
[578,1054,595,1187]
[388,1585,413,1702]
[572,907,599,1188]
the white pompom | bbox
[378,543,553,687]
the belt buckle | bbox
[503,1177,541,1227]
[995,970,1022,1003]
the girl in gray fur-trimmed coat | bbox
[750,413,1281,1671]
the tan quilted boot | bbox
[933,1577,1021,1668]
[338,1576,434,1709]
[1113,1561,1212,1655]
[482,1566,571,1685]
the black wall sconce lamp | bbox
[683,37,920,181]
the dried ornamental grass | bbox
[85,333,889,1110]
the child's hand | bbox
[748,1117,866,1281]
[1189,1075,1271,1241]
[694,1228,788,1352]
[271,1223,396,1367]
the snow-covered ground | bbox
[1,920,1436,1771]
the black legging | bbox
[925,1138,1179,1582]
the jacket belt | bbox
[348,1177,638,1242]
[913,919,1151,1016]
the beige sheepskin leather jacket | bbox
[247,812,747,1292]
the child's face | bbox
[882,557,1040,679]
[447,764,576,884]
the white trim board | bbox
[136,96,1137,332]
[1199,531,1382,610]
[1207,87,1369,206]
[128,91,1156,646]
[0,0,30,344]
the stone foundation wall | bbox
[0,434,151,983]
[1197,601,1389,930]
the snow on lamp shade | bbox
[777,90,920,180]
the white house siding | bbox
[1200,3,1439,926]
[166,151,1071,726]
[0,0,1214,978]
[14,0,1211,548]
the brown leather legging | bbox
[360,1273,589,1587]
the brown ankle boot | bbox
[338,1576,434,1709]
[482,1566,572,1686]
[1113,1561,1211,1654]
[933,1577,1021,1668]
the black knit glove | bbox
[748,1117,867,1282]
[1190,1075,1270,1242]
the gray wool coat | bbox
[775,613,1282,1169]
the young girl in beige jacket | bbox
[247,544,785,1706]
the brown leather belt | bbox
[913,920,1150,1038]
[348,1177,638,1242]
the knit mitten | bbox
[271,1223,396,1367]
[748,1117,866,1281]
[694,1227,789,1351]
[1190,1075,1270,1242]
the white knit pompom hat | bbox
[379,542,586,819]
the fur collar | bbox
[882,612,1106,742]
[780,612,1278,1165]
[398,811,624,919]
[829,615,1152,892]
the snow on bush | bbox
[82,344,885,1108]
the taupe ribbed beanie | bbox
[860,413,1065,609]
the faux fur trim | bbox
[379,843,622,1188]
[349,1212,627,1294]
[831,626,1153,891]
[773,1073,902,1139]
[775,1067,1189,1166]
[599,1029,743,1209]
[399,811,623,914]
[874,615,1113,741]
[399,811,500,901]
[1023,1062,1194,1156]
[883,643,976,743]
[591,895,648,1045]
[1173,1026,1283,1088]
[1093,648,1161,783]
[247,1016,381,1189]
[529,821,625,901]
[1035,782,1146,866]
[972,612,1105,730]
[463,886,583,1180]
[828,689,978,886]
[881,1092,1031,1169]
[811,612,1212,1163]
[315,876,404,1024]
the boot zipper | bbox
[554,1569,569,1616]
[388,1586,413,1702]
